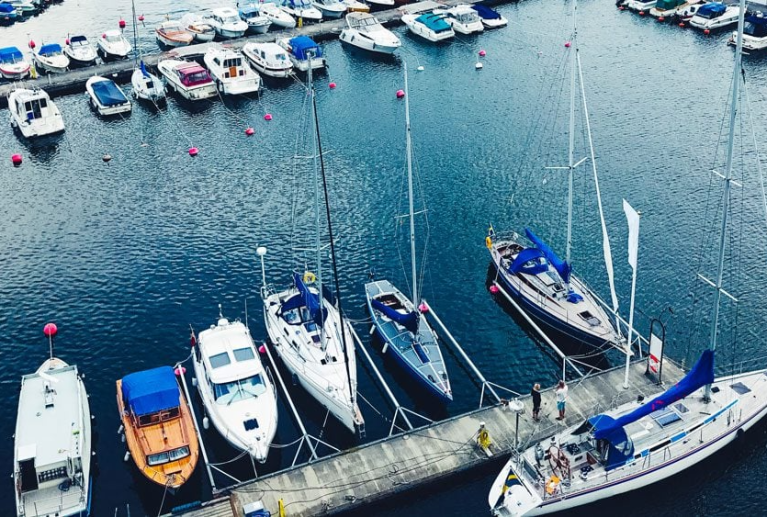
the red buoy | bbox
[678,22,685,27]
[65,38,70,45]
[396,89,405,99]
[489,285,500,294]
[479,49,486,57]
[28,40,36,49]
[138,14,145,22]
[258,344,267,354]
[329,82,336,89]
[264,113,273,121]
[119,18,126,29]
[245,127,255,136]
[188,147,199,157]
[704,28,710,35]
[619,5,625,10]
[43,322,58,337]
[418,302,429,313]
[564,41,571,48]
[11,153,22,166]
[174,366,186,376]
[102,33,106,38]
[658,16,665,22]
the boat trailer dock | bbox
[168,358,685,517]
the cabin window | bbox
[213,373,266,404]
[209,352,232,369]
[213,57,220,66]
[233,347,256,362]
[137,407,180,426]
[578,311,601,327]
[147,445,190,466]
[38,466,67,483]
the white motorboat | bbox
[690,2,740,29]
[156,20,194,47]
[63,35,98,67]
[339,12,401,54]
[649,0,694,18]
[438,4,484,34]
[7,0,34,15]
[280,0,323,22]
[86,76,131,116]
[342,0,370,12]
[401,12,455,42]
[192,309,279,462]
[180,13,216,42]
[626,0,656,11]
[471,4,508,28]
[242,42,293,78]
[251,2,296,28]
[676,1,706,22]
[365,0,394,8]
[239,4,273,33]
[32,43,69,74]
[8,88,64,138]
[730,12,767,50]
[203,46,260,95]
[96,29,131,60]
[158,59,217,101]
[208,7,248,39]
[132,62,166,102]
[0,46,30,79]
[278,36,326,72]
[14,329,91,517]
[313,0,346,19]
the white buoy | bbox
[203,416,210,430]
[192,377,198,387]
[123,451,130,462]
[117,424,124,434]
[121,433,126,443]
[417,65,424,71]
[475,62,483,70]
[369,326,376,335]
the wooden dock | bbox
[167,358,685,517]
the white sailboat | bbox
[259,56,364,434]
[130,0,165,103]
[488,1,767,514]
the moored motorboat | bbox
[649,0,690,18]
[156,20,194,48]
[32,43,69,73]
[239,4,273,33]
[280,0,322,22]
[342,0,370,13]
[339,12,401,54]
[204,46,260,95]
[278,36,326,72]
[158,59,217,101]
[676,0,707,22]
[208,7,249,38]
[86,76,131,116]
[117,366,200,489]
[252,2,296,28]
[192,309,279,462]
[0,2,20,24]
[96,29,132,60]
[9,87,64,138]
[364,0,394,8]
[242,42,293,78]
[471,4,508,28]
[689,1,740,29]
[438,4,484,34]
[0,46,30,79]
[63,35,98,67]
[626,0,656,11]
[729,12,767,50]
[180,13,216,42]
[313,0,346,19]
[401,12,455,42]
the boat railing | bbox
[29,483,85,517]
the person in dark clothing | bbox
[531,383,542,421]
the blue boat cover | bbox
[289,36,322,60]
[0,46,23,62]
[121,366,180,417]
[70,35,88,44]
[746,15,767,37]
[471,4,501,20]
[140,60,150,78]
[508,247,548,276]
[372,298,419,335]
[280,273,327,326]
[697,3,726,17]
[525,228,571,284]
[91,79,127,106]
[593,350,715,443]
[416,13,451,32]
[0,3,16,14]
[39,43,62,56]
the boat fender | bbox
[303,271,316,283]
[124,451,130,462]
[203,416,210,430]
[117,424,124,434]
[486,236,493,248]
[192,376,198,387]
[382,341,389,354]
[369,325,376,335]
[121,433,126,443]
[737,428,745,439]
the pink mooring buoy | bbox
[329,82,337,89]
[258,344,267,354]
[418,302,430,314]
[28,40,36,49]
[65,38,70,45]
[564,41,571,48]
[489,285,500,294]
[119,18,126,29]
[138,14,145,22]
[174,366,186,376]
[264,113,273,121]
[396,89,405,99]
[11,153,22,166]
[188,147,199,157]
[245,127,255,136]
[479,49,486,57]
[43,322,58,337]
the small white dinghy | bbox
[96,29,132,60]
[204,46,260,95]
[401,12,455,42]
[32,43,70,74]
[63,35,98,67]
[242,42,293,78]
[132,61,166,102]
[9,87,65,138]
[280,0,323,22]
[86,76,131,116]
[340,12,402,54]
[252,2,296,28]
[180,13,217,42]
[192,308,279,462]
[14,324,91,517]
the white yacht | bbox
[401,12,455,42]
[439,5,484,34]
[86,76,131,116]
[131,62,166,103]
[208,7,249,38]
[180,13,216,42]
[339,12,402,54]
[313,0,347,19]
[9,88,65,138]
[193,310,278,462]
[252,2,296,28]
[96,29,131,60]
[0,46,30,80]
[280,0,322,22]
[690,2,740,30]
[242,42,293,78]
[63,35,98,67]
[14,342,91,517]
[239,4,273,33]
[278,36,326,72]
[32,43,69,74]
[730,13,767,50]
[158,59,217,101]
[204,46,261,95]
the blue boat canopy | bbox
[0,46,23,62]
[0,3,16,14]
[121,366,180,417]
[281,273,327,326]
[416,13,451,31]
[471,4,501,20]
[697,3,726,17]
[70,35,88,44]
[745,15,767,37]
[91,80,128,106]
[525,228,571,284]
[372,298,419,335]
[508,247,548,276]
[39,43,62,56]
[289,36,322,60]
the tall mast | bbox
[565,0,577,266]
[131,0,138,67]
[308,54,325,344]
[705,0,745,399]
[405,65,418,307]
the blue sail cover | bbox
[508,247,548,276]
[0,47,23,63]
[697,3,726,17]
[289,36,322,60]
[39,43,62,56]
[290,273,327,326]
[589,415,633,470]
[372,298,419,335]
[472,4,501,20]
[121,366,180,417]
[140,60,150,78]
[525,228,571,284]
[91,80,128,106]
[593,350,715,441]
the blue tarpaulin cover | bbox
[91,79,128,106]
[122,366,180,417]
[372,298,419,335]
[697,3,726,17]
[471,4,501,20]
[289,36,322,60]
[0,46,23,62]
[39,43,62,56]
[415,13,451,32]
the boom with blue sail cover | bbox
[525,228,571,284]
[371,299,419,334]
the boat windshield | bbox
[70,37,88,47]
[146,445,190,466]
[223,14,240,23]
[213,373,267,404]
[293,0,312,8]
[353,16,378,27]
[456,12,478,22]
[106,34,123,43]
[180,69,211,86]
[744,19,767,37]
[18,98,47,121]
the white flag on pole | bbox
[623,199,640,272]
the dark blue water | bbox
[3,0,767,515]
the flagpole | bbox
[623,200,640,389]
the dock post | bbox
[176,361,217,493]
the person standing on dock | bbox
[531,383,541,421]
[555,380,568,421]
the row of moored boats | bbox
[0,0,61,26]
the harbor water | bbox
[2,0,767,515]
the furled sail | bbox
[525,228,571,283]
[293,273,327,326]
[372,298,419,335]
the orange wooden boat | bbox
[116,366,199,489]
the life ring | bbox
[303,271,316,284]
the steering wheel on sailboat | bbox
[547,445,570,478]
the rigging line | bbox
[743,74,767,234]
[208,449,250,466]
[269,436,305,449]
[156,480,170,517]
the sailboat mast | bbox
[405,65,418,307]
[308,54,324,336]
[566,0,577,267]
[705,0,745,398]
[131,0,138,67]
